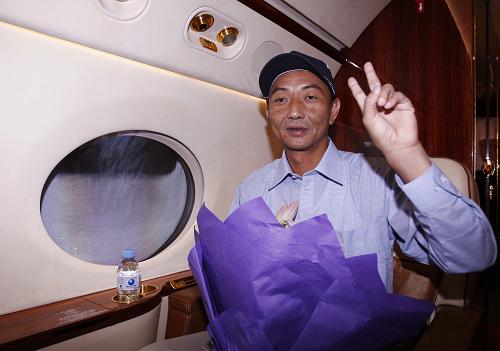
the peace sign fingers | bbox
[347,76,367,113]
[347,62,383,112]
[364,62,382,94]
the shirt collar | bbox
[268,151,294,190]
[267,138,344,190]
[315,139,344,185]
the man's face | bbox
[266,70,340,153]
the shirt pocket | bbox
[338,215,389,259]
[339,225,377,258]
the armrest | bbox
[165,285,208,339]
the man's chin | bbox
[283,143,309,152]
[281,137,329,153]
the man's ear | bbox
[329,98,340,125]
[265,103,269,119]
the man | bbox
[230,51,497,291]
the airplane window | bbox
[40,132,195,265]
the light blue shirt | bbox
[230,139,497,292]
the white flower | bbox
[275,202,299,228]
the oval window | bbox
[40,132,197,265]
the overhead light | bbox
[216,27,239,47]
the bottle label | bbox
[117,272,140,291]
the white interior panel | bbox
[0,21,280,315]
[0,0,342,97]
[39,305,161,351]
[155,297,169,342]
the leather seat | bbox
[401,158,487,351]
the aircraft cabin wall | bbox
[0,0,390,318]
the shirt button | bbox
[440,175,448,183]
[434,186,440,192]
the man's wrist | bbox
[383,143,432,183]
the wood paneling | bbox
[332,0,475,170]
[0,270,192,350]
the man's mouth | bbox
[286,126,307,137]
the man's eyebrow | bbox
[269,86,288,96]
[301,84,323,91]
[269,84,324,96]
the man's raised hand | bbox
[347,62,431,183]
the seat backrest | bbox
[431,158,479,203]
[431,158,479,308]
[392,157,479,308]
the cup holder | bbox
[112,284,159,304]
[140,284,159,295]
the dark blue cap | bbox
[259,51,336,99]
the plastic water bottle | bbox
[117,249,141,303]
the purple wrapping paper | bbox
[188,197,435,351]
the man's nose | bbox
[287,98,303,119]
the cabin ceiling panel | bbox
[0,0,341,97]
[278,0,391,47]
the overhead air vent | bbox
[190,13,215,32]
[185,7,246,59]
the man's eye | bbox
[306,95,317,100]
[273,97,287,103]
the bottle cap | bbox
[122,249,135,259]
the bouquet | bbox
[188,197,434,350]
